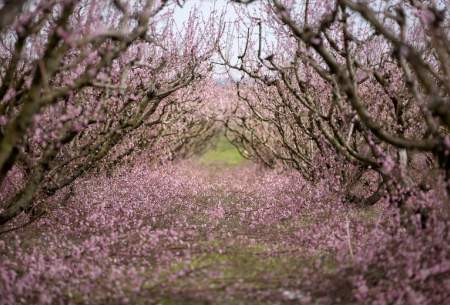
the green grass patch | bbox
[148,238,321,305]
[159,240,307,289]
[199,136,245,166]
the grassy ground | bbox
[139,165,354,305]
[199,136,245,167]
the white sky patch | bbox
[173,0,251,81]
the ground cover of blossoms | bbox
[1,155,449,305]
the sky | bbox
[172,0,251,81]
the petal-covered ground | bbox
[1,148,449,305]
[0,158,372,305]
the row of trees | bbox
[0,0,223,227]
[1,0,449,227]
[224,0,450,205]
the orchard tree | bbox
[225,0,450,204]
[0,0,223,226]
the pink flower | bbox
[381,155,395,174]
[415,8,436,26]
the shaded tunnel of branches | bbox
[0,0,449,228]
